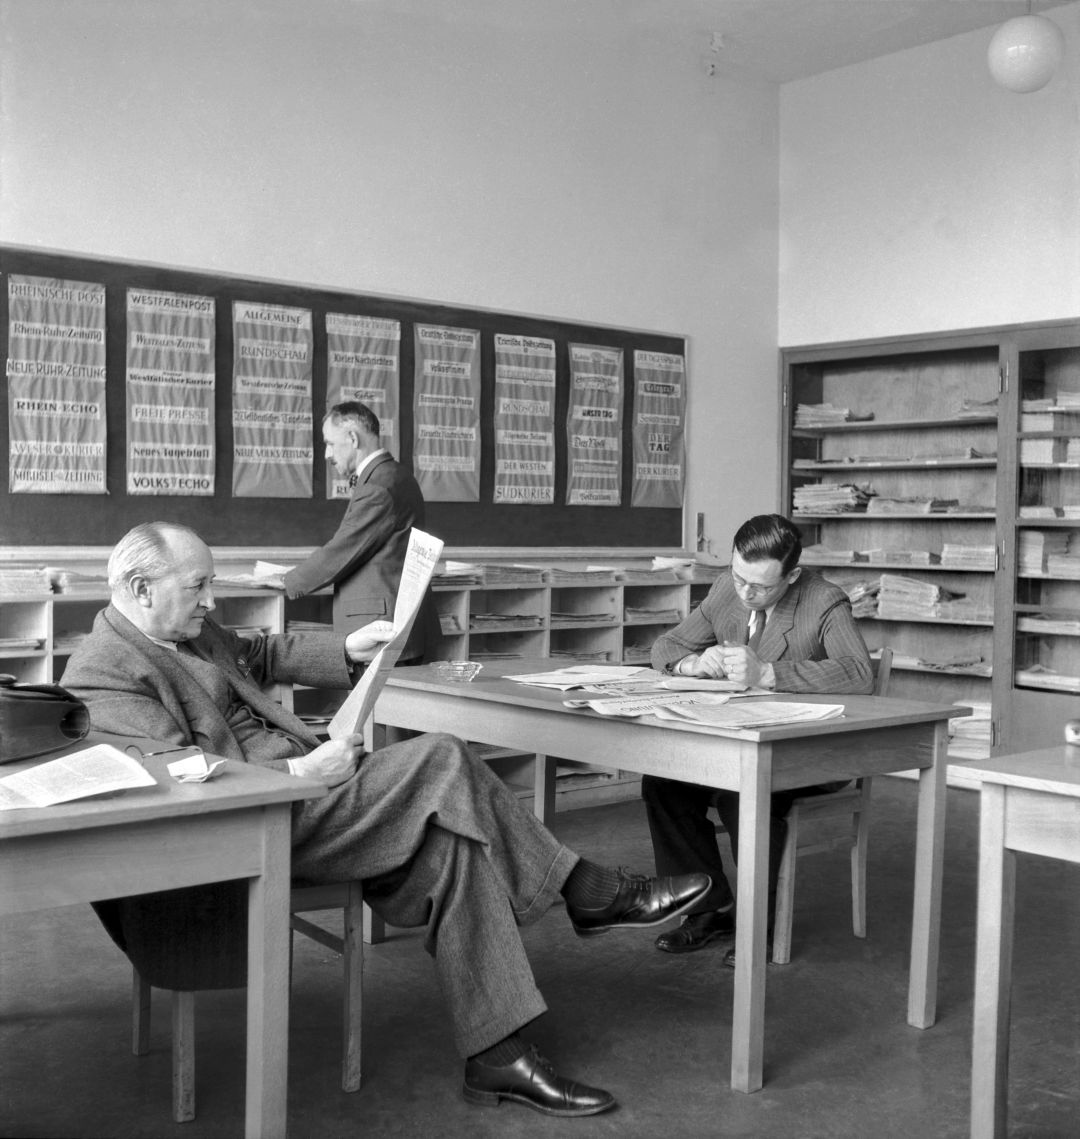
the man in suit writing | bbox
[63,521,710,1117]
[282,400,432,661]
[643,513,872,964]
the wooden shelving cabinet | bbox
[781,320,1080,761]
[0,558,714,811]
[0,587,288,690]
[427,568,710,666]
[994,324,1080,751]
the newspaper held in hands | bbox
[327,528,445,739]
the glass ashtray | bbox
[431,660,483,683]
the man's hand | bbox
[290,733,365,787]
[715,646,775,688]
[344,620,395,663]
[677,648,726,678]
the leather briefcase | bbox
[0,674,91,762]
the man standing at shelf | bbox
[62,521,712,1118]
[643,513,873,964]
[280,400,434,662]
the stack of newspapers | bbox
[1047,531,1080,578]
[877,574,961,621]
[794,403,874,427]
[792,482,873,514]
[1018,530,1069,574]
[0,566,53,595]
[940,544,996,571]
[948,702,992,760]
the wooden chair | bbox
[770,647,893,964]
[132,881,364,1123]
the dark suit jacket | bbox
[650,568,873,694]
[282,452,433,659]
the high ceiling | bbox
[682,0,1073,82]
[422,0,1074,83]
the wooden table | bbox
[952,746,1080,1139]
[373,660,959,1093]
[0,738,324,1139]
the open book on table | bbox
[0,743,156,810]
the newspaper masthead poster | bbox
[6,275,107,495]
[126,288,216,495]
[232,300,313,498]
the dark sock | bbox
[687,902,733,921]
[561,859,622,908]
[471,1032,527,1067]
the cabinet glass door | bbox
[1006,341,1080,748]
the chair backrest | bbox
[872,647,893,698]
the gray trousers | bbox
[290,733,579,1056]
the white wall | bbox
[0,0,781,552]
[779,5,1080,346]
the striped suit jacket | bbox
[650,567,873,694]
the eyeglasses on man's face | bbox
[729,554,799,601]
[730,569,786,598]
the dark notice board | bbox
[0,247,685,549]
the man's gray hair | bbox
[107,521,200,592]
[325,400,380,438]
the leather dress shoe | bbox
[722,940,774,969]
[567,868,711,937]
[462,1045,616,1117]
[655,909,735,954]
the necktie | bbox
[748,610,766,653]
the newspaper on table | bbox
[327,528,444,738]
[651,701,845,729]
[507,665,655,690]
[0,743,156,810]
[563,691,738,717]
[511,665,768,703]
[562,688,842,728]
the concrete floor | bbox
[2,777,1078,1138]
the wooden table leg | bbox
[731,743,771,1093]
[970,782,1014,1139]
[533,754,556,825]
[245,805,293,1139]
[908,720,948,1029]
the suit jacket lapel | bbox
[759,579,802,660]
[181,625,320,743]
[104,605,211,694]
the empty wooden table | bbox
[953,746,1080,1139]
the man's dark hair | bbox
[732,514,803,576]
[325,400,380,438]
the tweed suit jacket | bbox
[61,604,352,769]
[61,605,357,988]
[282,452,433,659]
[650,567,873,694]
